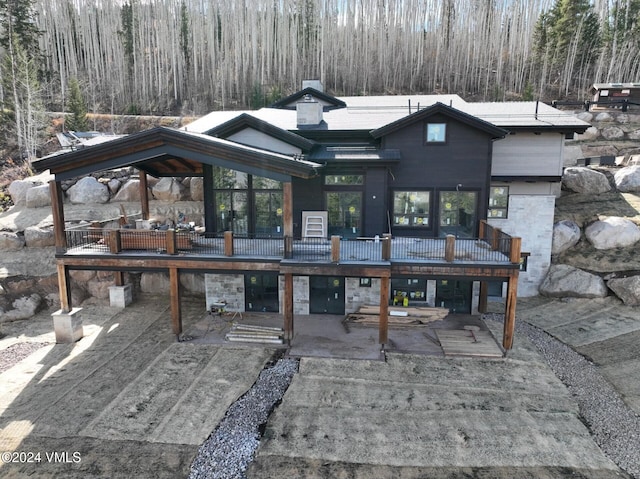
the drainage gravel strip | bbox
[188,355,299,479]
[485,313,640,479]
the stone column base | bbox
[109,284,133,308]
[52,308,83,343]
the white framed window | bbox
[426,123,446,143]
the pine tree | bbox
[66,77,88,132]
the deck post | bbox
[445,234,455,262]
[50,180,67,253]
[509,237,522,264]
[108,230,122,253]
[503,274,518,350]
[224,231,234,256]
[283,273,294,342]
[169,267,182,338]
[166,229,177,254]
[114,271,124,286]
[382,234,392,260]
[331,235,340,263]
[379,276,390,346]
[283,182,293,238]
[479,220,486,241]
[139,170,150,220]
[57,262,72,313]
[492,228,500,250]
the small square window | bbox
[426,123,446,143]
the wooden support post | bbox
[283,273,294,342]
[379,276,390,345]
[479,220,486,242]
[331,235,340,263]
[283,182,293,238]
[224,231,234,256]
[478,281,488,314]
[108,230,122,253]
[50,180,67,253]
[57,262,72,313]
[445,234,455,262]
[169,267,182,337]
[509,237,522,264]
[503,274,518,350]
[114,271,124,287]
[284,235,293,259]
[166,229,177,254]
[139,171,150,220]
[382,234,392,260]
[492,228,500,250]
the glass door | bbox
[326,192,362,238]
[438,191,478,238]
[245,274,279,312]
[435,280,472,313]
[215,191,248,235]
[254,191,283,237]
[309,276,345,314]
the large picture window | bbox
[393,191,430,227]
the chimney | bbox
[302,79,323,92]
[297,94,323,126]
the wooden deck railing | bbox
[64,224,521,265]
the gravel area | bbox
[485,313,640,479]
[188,354,299,479]
[0,341,52,374]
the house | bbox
[590,82,640,110]
[33,83,589,351]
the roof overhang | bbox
[33,127,322,182]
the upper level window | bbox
[324,175,364,185]
[488,186,509,218]
[393,191,430,227]
[426,123,446,143]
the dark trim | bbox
[204,113,317,152]
[203,164,215,233]
[371,102,508,139]
[270,87,347,111]
[491,176,562,182]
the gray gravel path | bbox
[0,341,51,374]
[486,313,640,479]
[188,356,299,479]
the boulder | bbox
[607,276,640,306]
[575,111,593,122]
[585,217,640,249]
[575,126,599,141]
[4,278,37,295]
[25,184,52,208]
[190,177,204,201]
[107,178,122,195]
[539,265,608,298]
[24,226,56,248]
[552,220,581,255]
[152,178,187,202]
[67,176,110,204]
[180,273,205,294]
[629,129,640,141]
[0,231,25,251]
[601,126,625,140]
[113,179,141,202]
[140,272,170,293]
[70,270,97,283]
[0,294,43,322]
[8,179,42,205]
[86,278,112,299]
[614,165,640,192]
[562,167,611,194]
[595,112,614,122]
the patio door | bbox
[245,274,279,312]
[438,191,478,238]
[254,191,283,237]
[435,280,472,313]
[326,192,362,238]
[309,276,345,314]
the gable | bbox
[270,87,347,111]
[228,128,303,156]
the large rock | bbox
[0,294,43,322]
[562,167,611,194]
[24,226,56,248]
[575,126,599,141]
[140,272,170,293]
[551,220,581,255]
[152,178,187,202]
[539,264,608,298]
[585,217,640,249]
[614,165,640,192]
[190,177,204,201]
[113,179,141,202]
[67,176,110,204]
[25,184,52,208]
[180,273,205,294]
[607,276,640,306]
[0,231,25,251]
[601,126,625,140]
[8,179,42,205]
[86,278,112,299]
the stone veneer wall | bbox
[204,274,244,312]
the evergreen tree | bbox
[66,77,88,132]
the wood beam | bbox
[114,271,124,287]
[139,170,150,220]
[283,273,294,342]
[379,276,390,345]
[478,281,488,313]
[50,180,67,253]
[57,262,72,313]
[503,274,518,350]
[169,267,182,337]
[283,181,293,238]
